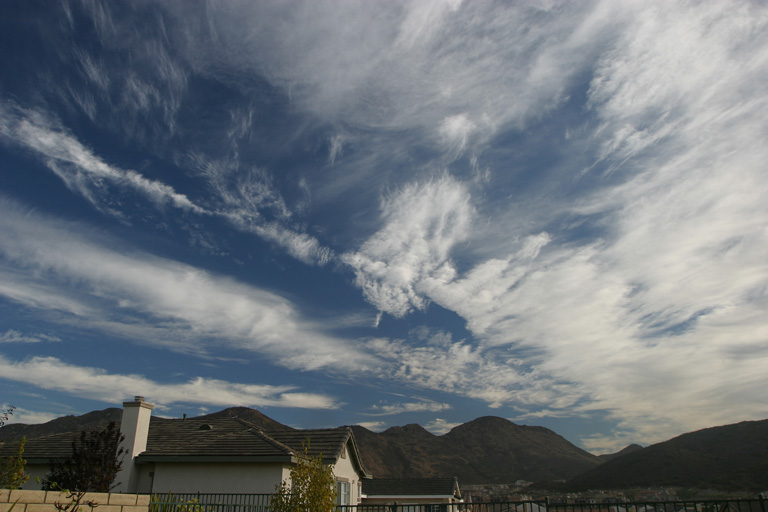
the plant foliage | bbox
[0,406,13,428]
[150,493,208,512]
[0,405,29,489]
[42,421,126,492]
[270,442,337,512]
[0,436,29,489]
[47,484,100,512]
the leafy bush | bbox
[42,421,126,492]
[270,442,337,512]
[0,405,29,489]
[0,436,29,489]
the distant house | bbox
[18,397,370,504]
[361,477,463,510]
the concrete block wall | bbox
[0,490,149,512]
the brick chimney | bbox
[115,396,153,492]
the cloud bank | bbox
[0,355,339,410]
[0,199,371,372]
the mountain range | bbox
[350,417,600,484]
[565,419,768,491]
[1,407,766,491]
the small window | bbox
[337,481,350,506]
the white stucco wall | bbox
[132,463,155,494]
[116,399,153,494]
[148,461,289,494]
[332,442,363,505]
[18,463,49,490]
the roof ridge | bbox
[248,428,295,456]
[231,417,263,429]
[267,426,352,435]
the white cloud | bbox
[0,102,334,266]
[0,200,373,372]
[341,0,768,452]
[394,0,463,50]
[0,405,59,426]
[249,222,334,267]
[171,1,609,154]
[438,114,476,157]
[370,400,452,415]
[420,233,552,336]
[424,418,461,435]
[0,330,61,344]
[0,102,204,215]
[356,421,386,432]
[579,431,644,456]
[328,134,344,165]
[365,335,566,411]
[0,355,340,410]
[397,0,768,452]
[343,175,473,317]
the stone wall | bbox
[0,490,149,512]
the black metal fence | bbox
[149,493,768,512]
[150,493,273,512]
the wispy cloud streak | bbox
[0,355,340,410]
[0,102,203,215]
[0,102,333,265]
[0,200,371,372]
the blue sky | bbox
[1,0,767,455]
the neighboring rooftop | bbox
[363,477,461,498]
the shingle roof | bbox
[267,428,370,478]
[8,431,83,462]
[362,478,461,498]
[139,417,295,458]
[17,416,370,478]
[137,418,354,460]
[268,428,351,461]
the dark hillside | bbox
[444,417,600,482]
[353,416,602,484]
[567,419,768,491]
[0,408,123,444]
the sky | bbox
[0,0,767,456]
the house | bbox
[361,477,463,510]
[17,397,370,504]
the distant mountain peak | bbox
[380,423,434,437]
[357,415,601,484]
[196,407,291,430]
[599,443,644,461]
